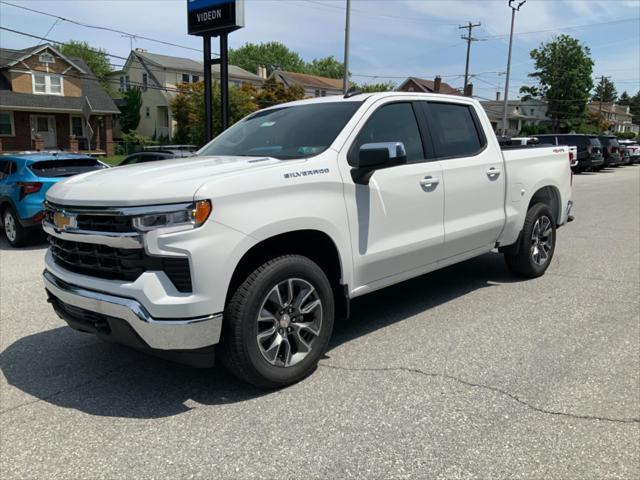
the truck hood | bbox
[46,155,283,206]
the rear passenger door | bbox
[421,102,506,259]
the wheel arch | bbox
[226,229,350,320]
[528,185,562,225]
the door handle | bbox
[486,167,501,179]
[420,176,440,189]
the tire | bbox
[220,255,335,388]
[504,203,557,278]
[2,207,28,248]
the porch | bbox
[0,110,115,155]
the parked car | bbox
[119,146,196,166]
[598,135,622,168]
[0,153,108,247]
[536,134,604,172]
[43,93,573,387]
[619,140,640,164]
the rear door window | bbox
[29,158,107,178]
[424,103,485,158]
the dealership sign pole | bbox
[188,0,245,142]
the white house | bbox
[110,49,263,140]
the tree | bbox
[592,76,617,102]
[57,40,112,88]
[254,77,304,109]
[524,35,594,131]
[618,91,631,105]
[119,87,142,133]
[306,56,344,79]
[629,90,640,125]
[171,82,259,145]
[356,81,396,93]
[229,42,306,76]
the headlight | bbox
[132,200,212,232]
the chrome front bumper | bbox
[43,270,222,350]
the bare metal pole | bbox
[501,1,526,136]
[342,0,351,94]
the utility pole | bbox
[501,0,526,137]
[342,0,351,94]
[459,21,481,94]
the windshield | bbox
[29,158,107,178]
[198,102,363,160]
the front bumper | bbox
[43,270,222,351]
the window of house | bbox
[119,76,126,92]
[126,75,130,90]
[145,107,150,118]
[182,73,190,83]
[314,89,320,97]
[351,102,425,163]
[39,52,55,64]
[33,73,63,95]
[321,90,327,97]
[192,75,199,83]
[70,116,84,137]
[426,102,485,158]
[142,73,148,91]
[0,112,15,136]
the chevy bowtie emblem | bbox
[53,212,76,230]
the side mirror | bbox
[350,142,407,184]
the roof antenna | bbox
[344,86,362,98]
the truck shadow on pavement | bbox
[1,252,518,419]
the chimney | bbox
[496,91,501,101]
[434,76,442,93]
[257,65,267,80]
[135,48,148,53]
[464,83,473,97]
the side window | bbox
[426,103,484,158]
[352,103,425,163]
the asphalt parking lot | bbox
[1,166,639,479]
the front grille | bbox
[76,214,134,233]
[49,237,192,292]
[43,209,134,233]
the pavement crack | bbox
[0,359,140,416]
[320,363,640,425]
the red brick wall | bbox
[0,111,31,151]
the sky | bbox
[1,0,639,100]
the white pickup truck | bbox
[43,92,573,387]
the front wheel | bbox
[220,255,335,388]
[504,203,557,278]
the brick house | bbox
[397,76,463,96]
[0,44,119,154]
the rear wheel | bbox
[2,208,28,248]
[504,203,556,278]
[220,255,335,388]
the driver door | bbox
[339,100,444,289]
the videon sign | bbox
[187,0,245,36]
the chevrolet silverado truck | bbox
[43,92,573,387]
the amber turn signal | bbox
[193,200,212,226]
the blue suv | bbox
[0,153,107,247]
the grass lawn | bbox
[101,155,126,166]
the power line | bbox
[301,0,459,25]
[479,17,640,40]
[0,0,210,55]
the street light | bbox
[343,0,352,94]
[501,0,526,137]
